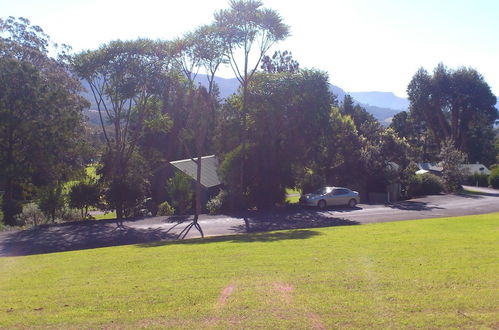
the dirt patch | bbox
[308,312,326,330]
[272,282,294,303]
[217,283,236,308]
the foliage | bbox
[463,173,489,187]
[72,39,170,222]
[157,201,175,216]
[439,139,467,192]
[101,152,150,218]
[299,172,326,194]
[0,18,87,225]
[1,214,498,328]
[261,50,299,73]
[214,0,290,202]
[406,173,444,197]
[68,180,101,220]
[166,172,193,215]
[407,63,498,159]
[37,184,65,223]
[489,166,499,189]
[15,203,47,227]
[206,189,228,215]
[56,207,82,223]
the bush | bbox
[16,203,47,227]
[489,166,499,189]
[1,198,23,226]
[166,172,193,215]
[206,190,228,215]
[299,172,326,194]
[69,181,101,220]
[56,207,82,223]
[407,173,444,197]
[157,201,175,216]
[464,173,489,187]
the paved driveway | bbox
[1,187,498,257]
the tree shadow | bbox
[139,229,322,248]
[387,201,444,211]
[0,222,177,257]
[228,208,359,233]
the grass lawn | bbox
[1,213,498,328]
[92,211,116,220]
[285,188,301,204]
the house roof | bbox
[417,163,443,172]
[170,155,221,188]
[460,164,491,175]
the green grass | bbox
[85,164,99,180]
[92,211,116,220]
[285,188,301,204]
[1,213,498,328]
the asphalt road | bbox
[1,186,498,257]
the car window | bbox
[314,187,332,195]
[333,189,348,195]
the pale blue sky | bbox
[2,0,498,97]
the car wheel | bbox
[318,200,327,209]
[348,198,357,208]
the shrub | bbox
[69,181,101,220]
[439,139,466,192]
[464,173,489,187]
[56,207,82,223]
[489,166,499,189]
[157,201,175,216]
[16,203,47,227]
[407,173,444,197]
[166,172,193,215]
[300,172,326,194]
[206,190,228,215]
[37,185,65,223]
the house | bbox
[416,162,490,175]
[169,155,221,208]
[460,163,491,175]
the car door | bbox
[331,189,349,205]
[328,189,342,205]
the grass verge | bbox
[1,213,498,328]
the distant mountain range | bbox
[192,74,407,124]
[80,74,441,125]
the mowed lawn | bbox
[1,214,498,328]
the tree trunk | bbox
[194,156,202,222]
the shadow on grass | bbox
[139,229,322,248]
[0,208,359,257]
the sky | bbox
[2,0,498,98]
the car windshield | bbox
[314,187,332,195]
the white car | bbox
[299,186,360,209]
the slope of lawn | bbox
[1,213,498,328]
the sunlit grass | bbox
[1,213,498,328]
[285,188,301,204]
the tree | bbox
[173,25,225,237]
[261,50,299,73]
[407,64,498,157]
[215,0,290,202]
[219,70,335,208]
[439,138,467,192]
[72,39,170,225]
[69,180,101,220]
[0,17,87,225]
